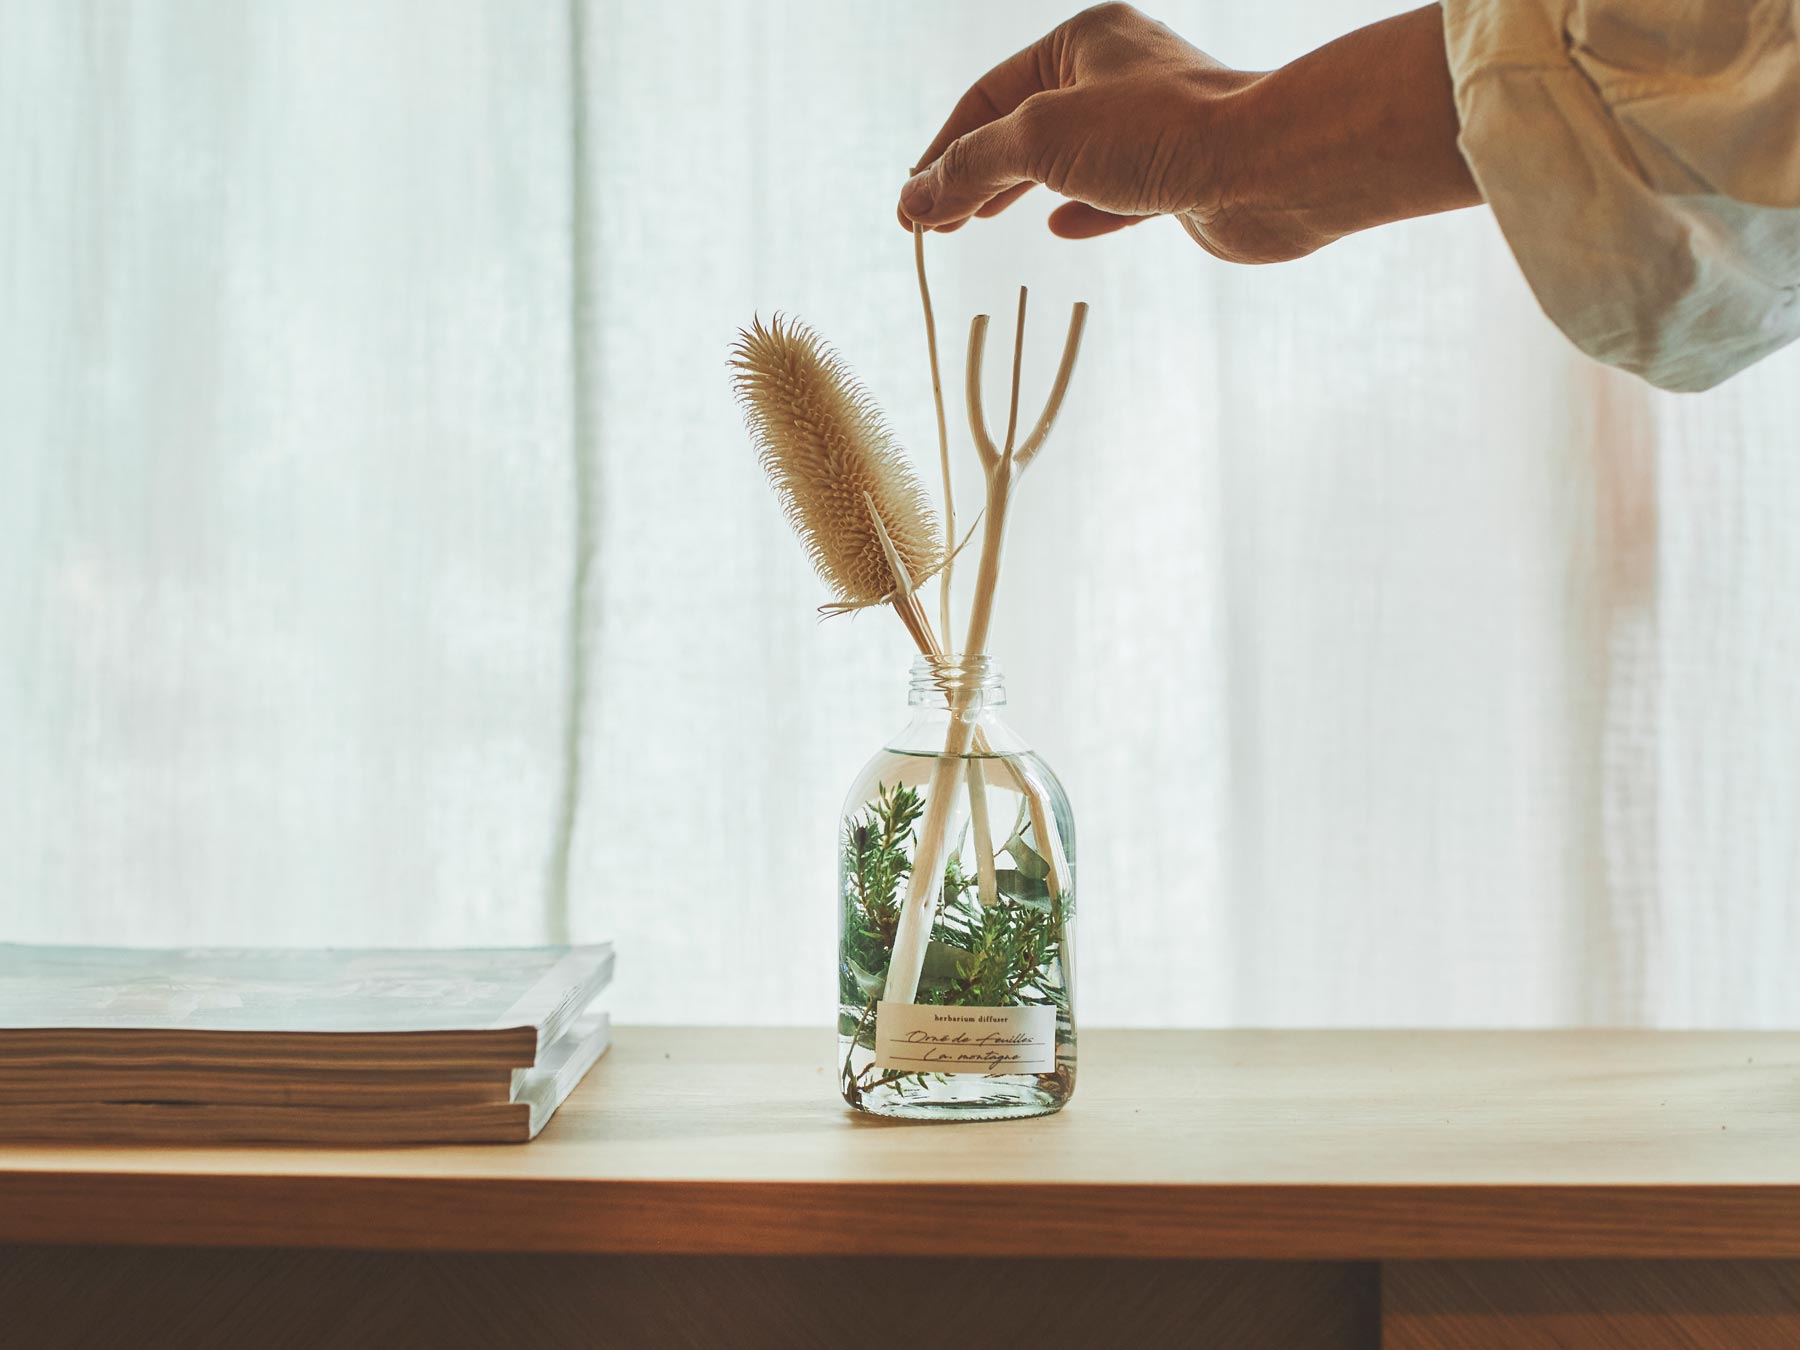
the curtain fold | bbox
[0,0,579,946]
[5,0,1798,1027]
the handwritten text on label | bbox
[874,1002,1056,1075]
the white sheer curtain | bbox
[6,1,1798,1028]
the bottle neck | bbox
[888,654,1028,756]
[908,653,1006,715]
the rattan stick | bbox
[913,224,956,644]
[884,293,1088,1006]
[867,493,998,909]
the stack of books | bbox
[0,943,613,1145]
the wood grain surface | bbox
[1384,1261,1800,1348]
[0,1247,1379,1350]
[3,1027,1800,1258]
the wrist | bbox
[1184,69,1346,264]
[1199,6,1480,260]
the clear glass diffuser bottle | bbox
[838,654,1076,1120]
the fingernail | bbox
[900,172,935,217]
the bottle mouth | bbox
[909,653,1006,708]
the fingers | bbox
[896,193,1146,240]
[898,31,1058,231]
[898,116,1027,230]
[976,182,1037,218]
[893,178,1032,233]
[1047,201,1149,239]
[913,35,1056,179]
[892,204,978,233]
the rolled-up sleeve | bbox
[1442,0,1800,391]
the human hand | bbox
[897,3,1480,264]
[898,4,1263,253]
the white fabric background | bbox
[4,1,1798,1027]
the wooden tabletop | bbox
[5,1028,1800,1260]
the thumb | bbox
[899,103,1049,229]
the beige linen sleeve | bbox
[1441,0,1800,390]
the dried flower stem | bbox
[884,290,1089,1007]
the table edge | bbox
[7,1174,1800,1259]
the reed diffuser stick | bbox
[883,291,1089,1007]
[912,224,956,642]
[866,493,998,910]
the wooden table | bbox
[5,1028,1800,1347]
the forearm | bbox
[1213,5,1481,258]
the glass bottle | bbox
[837,653,1076,1120]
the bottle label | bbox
[874,1002,1056,1075]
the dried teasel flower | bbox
[731,315,947,614]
